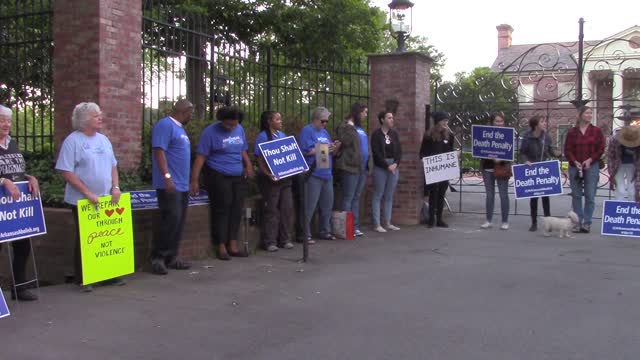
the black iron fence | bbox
[0,0,54,154]
[142,0,369,162]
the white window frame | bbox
[557,82,576,104]
[557,124,572,149]
[517,83,535,105]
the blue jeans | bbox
[305,175,334,238]
[483,170,510,223]
[372,165,399,226]
[569,163,600,225]
[341,170,366,231]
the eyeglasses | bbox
[320,120,329,124]
[0,118,11,124]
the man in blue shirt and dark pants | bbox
[151,100,194,274]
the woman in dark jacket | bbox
[420,111,454,228]
[335,103,369,237]
[371,111,402,232]
[519,115,559,231]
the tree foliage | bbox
[434,67,518,121]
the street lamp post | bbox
[388,0,414,53]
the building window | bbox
[624,78,640,112]
[517,83,535,104]
[557,124,572,148]
[557,82,576,104]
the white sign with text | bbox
[423,151,460,185]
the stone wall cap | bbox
[368,52,433,63]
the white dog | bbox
[541,211,580,238]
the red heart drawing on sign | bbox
[116,208,125,215]
[105,209,114,217]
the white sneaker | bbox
[374,225,387,233]
[354,229,365,237]
[386,224,400,231]
[480,222,492,229]
[500,223,509,230]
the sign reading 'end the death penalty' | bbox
[0,181,47,243]
[77,193,135,285]
[512,160,563,199]
[602,200,640,237]
[258,136,309,180]
[423,151,460,185]
[472,125,515,161]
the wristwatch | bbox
[164,172,172,179]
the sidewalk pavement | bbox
[2,213,640,360]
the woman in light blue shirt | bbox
[55,102,126,292]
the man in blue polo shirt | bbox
[151,100,194,274]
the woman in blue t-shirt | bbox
[190,106,255,260]
[298,106,341,243]
[254,111,294,252]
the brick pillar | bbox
[53,0,142,170]
[368,52,432,225]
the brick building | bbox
[492,24,640,146]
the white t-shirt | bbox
[55,131,117,205]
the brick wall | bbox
[368,53,433,225]
[53,0,142,170]
[0,197,262,288]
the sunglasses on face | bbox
[320,120,329,124]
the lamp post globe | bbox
[388,0,414,53]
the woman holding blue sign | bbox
[564,106,605,233]
[519,115,560,232]
[255,111,294,252]
[298,106,341,243]
[480,113,511,230]
[0,105,40,301]
[420,111,454,228]
[335,103,369,237]
[190,106,254,260]
[56,102,126,292]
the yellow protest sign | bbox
[77,193,135,285]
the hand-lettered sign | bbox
[77,193,134,285]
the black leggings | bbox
[530,196,550,223]
[204,166,247,246]
[427,181,449,223]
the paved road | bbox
[2,213,640,360]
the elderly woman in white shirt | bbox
[55,102,126,293]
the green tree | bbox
[433,67,518,148]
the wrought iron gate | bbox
[432,19,640,218]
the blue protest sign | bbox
[471,125,515,161]
[601,200,640,237]
[512,160,563,199]
[0,288,9,319]
[130,190,210,211]
[258,136,309,180]
[0,181,47,243]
